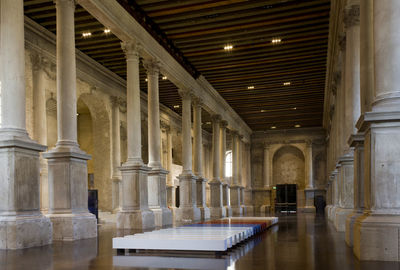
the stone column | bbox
[209,115,226,219]
[143,59,172,227]
[193,98,210,220]
[303,141,316,213]
[43,0,96,241]
[244,143,254,216]
[220,121,232,216]
[110,96,122,213]
[231,131,243,216]
[238,137,247,215]
[353,0,400,261]
[177,90,200,222]
[165,125,176,211]
[117,41,154,230]
[260,143,272,215]
[0,0,52,249]
[31,53,50,213]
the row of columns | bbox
[326,0,400,261]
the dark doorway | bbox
[175,186,180,208]
[275,184,297,214]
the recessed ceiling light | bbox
[206,121,211,125]
[82,32,92,37]
[272,38,281,44]
[261,109,266,113]
[224,44,233,51]
[283,82,291,86]
[293,107,297,110]
[247,86,255,90]
[145,78,148,82]
[271,126,276,129]
[294,124,301,128]
[104,29,111,34]
[173,105,180,109]
[162,76,167,80]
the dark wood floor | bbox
[1,214,400,269]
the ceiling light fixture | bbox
[104,29,111,34]
[82,32,92,37]
[162,76,167,80]
[206,122,211,125]
[283,82,291,86]
[247,86,254,90]
[224,44,233,51]
[294,124,301,128]
[272,38,281,44]
[293,107,297,110]
[145,78,148,82]
[173,105,180,109]
[271,126,276,129]
[260,109,266,113]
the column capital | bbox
[231,130,239,137]
[31,52,50,72]
[192,96,203,107]
[211,114,222,123]
[178,88,194,99]
[263,142,271,149]
[305,140,313,147]
[143,58,161,76]
[220,120,228,128]
[160,120,170,131]
[53,0,76,7]
[110,96,125,108]
[344,4,360,28]
[121,40,141,60]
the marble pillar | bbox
[165,126,176,212]
[220,121,232,217]
[303,141,316,213]
[0,0,52,249]
[260,143,272,215]
[238,138,246,215]
[209,115,226,219]
[244,143,254,216]
[345,134,364,247]
[353,0,400,261]
[43,0,97,241]
[31,53,50,213]
[177,90,200,222]
[231,131,243,216]
[143,59,172,227]
[193,98,210,220]
[110,96,122,213]
[117,41,154,230]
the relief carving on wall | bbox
[273,146,305,189]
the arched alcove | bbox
[272,145,305,189]
[78,93,112,212]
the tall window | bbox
[225,150,232,177]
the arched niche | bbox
[272,145,305,189]
[78,93,112,212]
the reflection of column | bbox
[44,0,96,240]
[31,53,50,213]
[0,0,52,249]
[110,96,122,213]
[209,114,226,218]
[117,41,154,229]
[260,143,272,215]
[177,90,200,222]
[193,98,210,220]
[220,121,232,216]
[143,59,171,227]
[231,131,243,216]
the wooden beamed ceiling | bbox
[24,0,330,131]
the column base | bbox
[334,207,354,232]
[198,206,210,220]
[176,207,201,223]
[117,210,155,230]
[148,168,172,227]
[177,173,201,223]
[298,206,316,213]
[210,207,226,219]
[150,207,173,228]
[345,210,364,247]
[232,206,244,216]
[0,214,52,249]
[328,205,337,222]
[354,214,400,261]
[260,205,271,216]
[224,206,233,217]
[325,205,332,219]
[47,212,97,241]
[245,206,255,216]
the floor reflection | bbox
[2,214,400,270]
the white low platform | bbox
[113,217,278,252]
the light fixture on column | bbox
[82,32,92,38]
[104,29,111,34]
[224,44,233,51]
[283,82,291,86]
[247,85,254,90]
[293,107,297,110]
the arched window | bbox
[225,150,232,177]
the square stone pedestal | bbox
[354,214,400,261]
[196,177,210,220]
[176,173,201,223]
[116,163,155,230]
[222,183,232,217]
[334,208,354,232]
[148,168,172,227]
[230,185,243,216]
[209,180,226,219]
[0,138,53,249]
[44,149,98,240]
[345,210,364,247]
[299,188,316,213]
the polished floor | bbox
[2,214,400,270]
